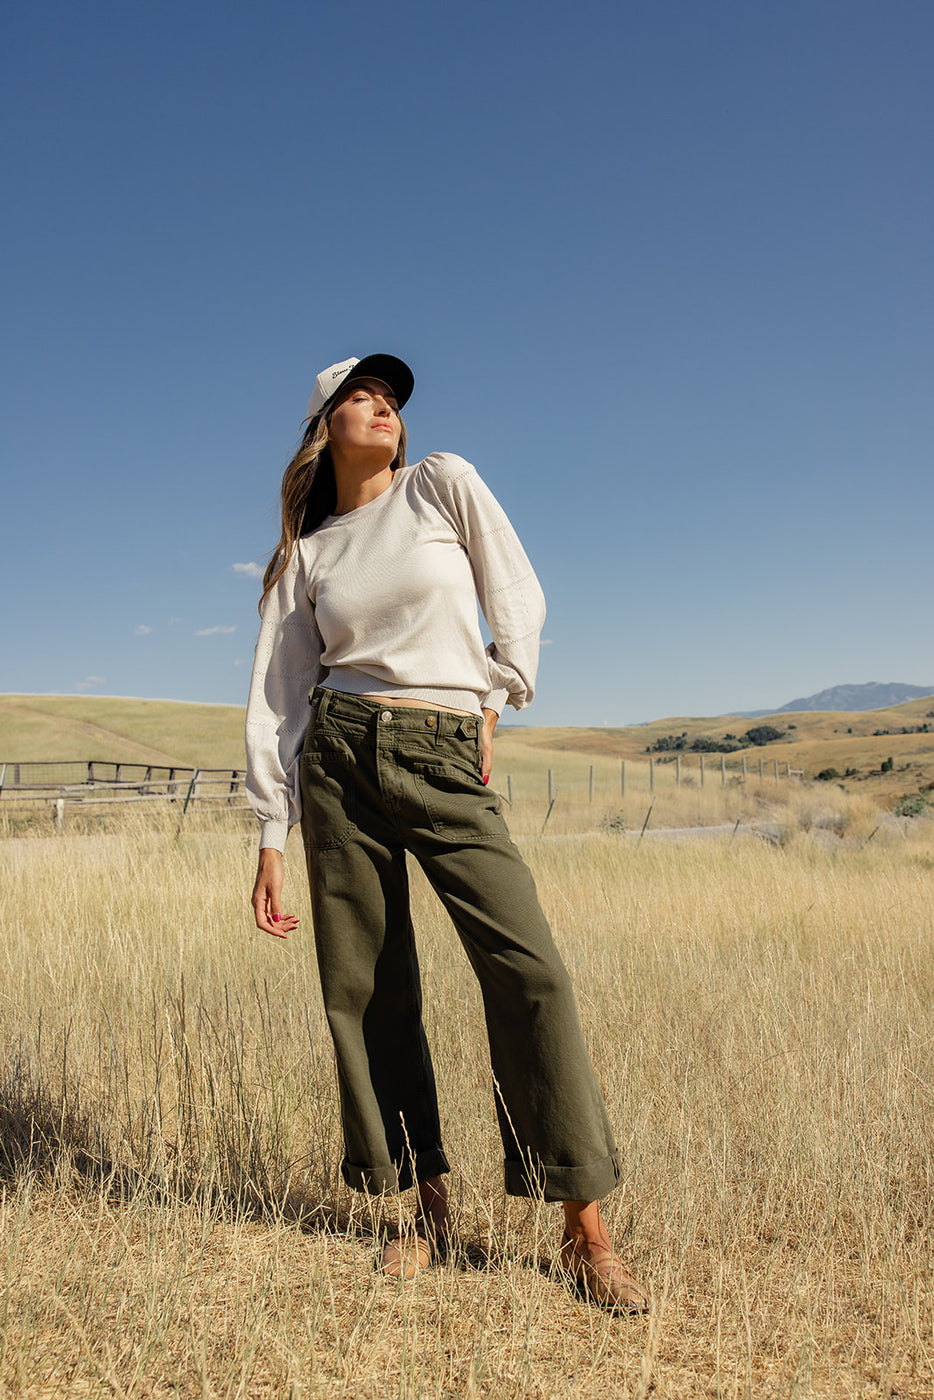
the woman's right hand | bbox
[251,848,299,939]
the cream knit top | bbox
[245,452,546,850]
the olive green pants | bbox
[299,686,620,1201]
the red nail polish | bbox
[482,774,490,785]
[273,914,280,922]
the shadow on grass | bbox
[1,1044,641,1299]
[0,1046,359,1235]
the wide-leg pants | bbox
[299,686,620,1201]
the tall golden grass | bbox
[1,784,932,1397]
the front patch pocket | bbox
[412,759,509,842]
[299,741,358,851]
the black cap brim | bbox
[339,353,414,410]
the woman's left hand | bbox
[480,707,498,784]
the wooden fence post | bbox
[721,754,726,785]
[55,798,65,834]
[742,756,747,778]
[700,755,705,787]
[774,760,779,781]
[182,769,201,815]
[589,765,594,802]
[638,798,655,842]
[621,761,626,798]
[649,757,655,793]
[676,754,681,786]
[507,774,513,806]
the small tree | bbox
[743,725,785,747]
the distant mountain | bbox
[775,682,934,713]
[731,682,934,719]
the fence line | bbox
[502,753,804,805]
[0,760,203,790]
[0,760,249,829]
[1,752,807,831]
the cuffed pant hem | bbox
[341,1147,451,1195]
[503,1150,621,1202]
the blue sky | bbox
[2,0,931,726]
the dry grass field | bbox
[1,698,933,1397]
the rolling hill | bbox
[2,692,932,806]
[0,695,247,770]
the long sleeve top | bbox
[245,452,546,851]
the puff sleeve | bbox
[420,454,546,714]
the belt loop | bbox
[318,688,331,723]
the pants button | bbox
[425,715,436,727]
[380,710,393,723]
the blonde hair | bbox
[259,408,408,612]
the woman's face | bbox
[327,378,402,463]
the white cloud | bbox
[167,616,181,626]
[195,625,236,637]
[540,638,555,646]
[74,675,105,692]
[134,624,153,635]
[233,561,264,579]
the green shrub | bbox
[743,725,785,746]
[647,733,687,753]
[893,792,929,818]
[690,736,740,754]
[816,768,841,782]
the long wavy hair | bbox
[259,405,408,612]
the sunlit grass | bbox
[1,787,932,1396]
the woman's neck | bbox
[330,456,395,516]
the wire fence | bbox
[503,753,805,807]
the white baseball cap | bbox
[306,353,415,420]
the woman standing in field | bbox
[245,353,646,1311]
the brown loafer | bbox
[558,1232,648,1313]
[380,1232,434,1280]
